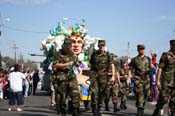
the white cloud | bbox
[159,15,175,21]
[0,0,51,5]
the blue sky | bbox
[0,0,175,62]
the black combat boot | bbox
[123,101,127,110]
[105,103,110,111]
[61,113,66,116]
[56,104,60,114]
[152,108,160,116]
[92,105,97,116]
[137,108,144,116]
[114,103,120,112]
[141,108,144,116]
[171,112,175,116]
[60,107,67,116]
[97,108,102,116]
[84,101,90,111]
[120,101,124,110]
[67,100,73,114]
[72,108,79,116]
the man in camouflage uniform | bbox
[130,44,152,116]
[152,40,175,116]
[104,54,120,112]
[90,40,115,116]
[118,60,131,110]
[52,37,80,116]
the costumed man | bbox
[129,44,153,116]
[104,53,121,112]
[152,40,175,116]
[90,40,115,116]
[52,34,80,116]
[118,60,131,110]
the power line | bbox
[2,25,49,34]
[0,12,49,34]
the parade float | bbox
[40,19,103,102]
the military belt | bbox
[134,75,149,82]
[135,72,149,77]
[120,78,127,82]
[57,69,69,73]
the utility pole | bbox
[11,41,18,64]
[127,42,131,58]
[0,12,3,37]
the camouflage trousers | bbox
[119,80,129,102]
[90,75,108,108]
[134,76,150,108]
[104,76,119,104]
[155,85,175,112]
[54,78,80,113]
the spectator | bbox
[8,64,25,111]
[150,50,158,104]
[2,70,9,99]
[150,63,159,104]
[32,69,40,95]
[28,70,33,96]
[0,69,3,100]
[24,70,31,97]
[150,50,157,65]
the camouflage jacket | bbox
[52,51,77,81]
[90,50,113,75]
[119,67,130,81]
[107,53,116,75]
[130,55,151,78]
[159,51,175,86]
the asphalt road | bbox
[0,90,169,116]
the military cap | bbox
[98,40,106,46]
[137,44,145,50]
[170,40,175,45]
[63,38,72,47]
[121,58,127,64]
[113,54,118,57]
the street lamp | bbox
[0,12,10,37]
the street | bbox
[0,90,169,116]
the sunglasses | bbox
[99,44,105,47]
[171,43,175,46]
[138,48,145,50]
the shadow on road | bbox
[24,109,55,114]
[32,91,50,96]
[0,108,7,111]
[24,105,50,109]
[20,114,48,116]
[103,112,152,116]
